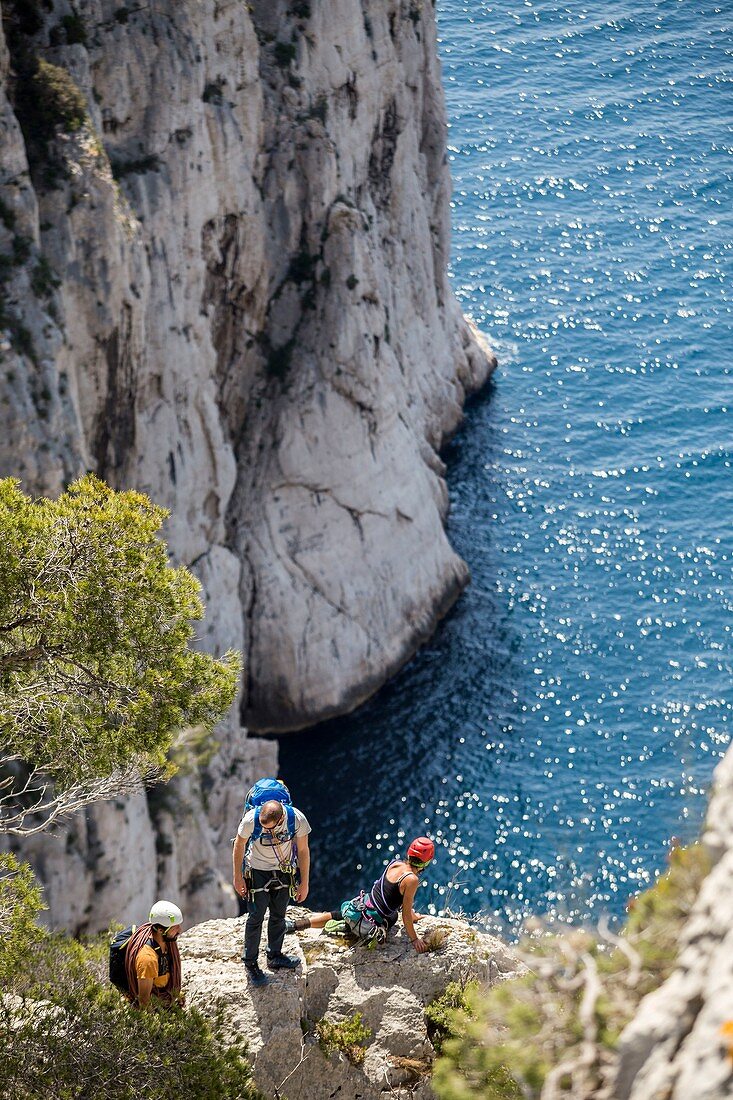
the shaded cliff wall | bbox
[0,0,494,928]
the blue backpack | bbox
[243,778,297,861]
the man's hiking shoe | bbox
[324,919,348,936]
[267,953,299,970]
[244,961,270,986]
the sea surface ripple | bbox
[279,0,733,932]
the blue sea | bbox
[280,0,733,932]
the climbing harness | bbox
[245,867,299,901]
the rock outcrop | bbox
[614,748,733,1100]
[0,0,493,927]
[181,912,523,1099]
[0,0,494,730]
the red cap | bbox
[407,837,435,863]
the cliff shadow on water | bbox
[275,374,539,933]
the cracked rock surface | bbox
[614,748,733,1100]
[181,912,523,1099]
[0,0,493,928]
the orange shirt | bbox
[135,943,169,988]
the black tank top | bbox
[371,860,415,918]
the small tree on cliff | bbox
[0,474,240,835]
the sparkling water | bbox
[279,0,733,932]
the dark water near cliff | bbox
[280,0,733,932]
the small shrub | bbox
[8,320,36,362]
[291,0,311,17]
[12,235,32,266]
[0,854,46,986]
[273,41,297,68]
[316,1012,372,1065]
[33,61,88,134]
[62,13,87,45]
[425,980,477,1054]
[114,7,129,23]
[345,273,359,290]
[423,926,451,951]
[31,255,60,298]
[389,1055,432,1082]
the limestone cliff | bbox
[0,0,494,927]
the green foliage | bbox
[30,255,60,298]
[0,853,45,985]
[0,878,260,1099]
[316,1012,372,1064]
[426,980,478,1054]
[61,13,88,45]
[2,3,84,188]
[5,319,36,362]
[624,841,710,969]
[11,234,32,266]
[433,844,712,1099]
[32,60,88,134]
[0,235,32,282]
[0,475,240,829]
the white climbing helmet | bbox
[149,899,183,928]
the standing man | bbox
[233,789,311,987]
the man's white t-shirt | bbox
[237,806,311,871]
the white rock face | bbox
[0,0,493,927]
[614,747,733,1100]
[181,912,523,1099]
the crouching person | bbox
[109,900,183,1008]
[287,837,434,952]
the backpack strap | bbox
[245,806,298,877]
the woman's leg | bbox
[286,910,340,932]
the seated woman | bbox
[285,837,435,953]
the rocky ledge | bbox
[181,912,523,1099]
